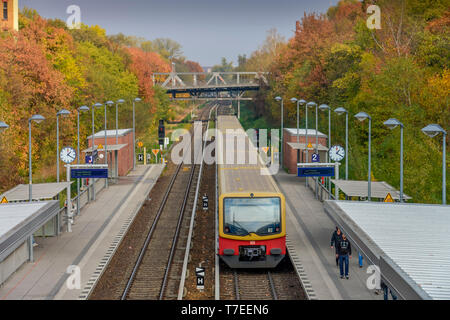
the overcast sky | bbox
[20,0,339,66]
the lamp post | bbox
[291,98,306,163]
[319,104,331,194]
[105,101,114,188]
[384,119,405,202]
[275,96,283,168]
[91,103,103,200]
[56,109,71,183]
[29,114,46,202]
[335,107,349,180]
[355,112,372,201]
[133,98,142,171]
[307,102,318,156]
[115,99,125,145]
[76,106,89,214]
[422,124,447,205]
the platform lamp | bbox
[104,101,115,188]
[56,109,71,183]
[334,107,349,180]
[132,98,142,171]
[76,106,89,214]
[115,99,125,145]
[91,103,104,200]
[319,104,331,193]
[29,114,46,202]
[290,98,307,163]
[422,124,447,205]
[275,96,284,168]
[384,119,405,202]
[355,112,372,201]
[0,121,9,132]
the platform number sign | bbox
[196,267,205,290]
[311,153,320,163]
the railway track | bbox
[121,106,212,300]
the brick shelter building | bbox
[86,129,133,177]
[283,128,328,174]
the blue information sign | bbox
[298,167,335,177]
[71,168,108,179]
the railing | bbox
[307,177,336,202]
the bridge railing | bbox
[153,72,269,89]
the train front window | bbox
[224,197,281,236]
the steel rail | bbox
[121,162,183,300]
[159,159,197,299]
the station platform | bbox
[0,164,164,300]
[274,171,383,300]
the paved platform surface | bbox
[275,172,383,300]
[0,165,164,300]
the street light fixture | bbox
[334,107,349,180]
[0,121,8,132]
[56,109,71,183]
[132,98,142,171]
[383,118,405,202]
[29,114,46,202]
[355,111,372,201]
[422,124,447,205]
[275,96,283,168]
[306,102,318,156]
[90,103,103,200]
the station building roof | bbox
[87,129,132,139]
[284,128,327,138]
[0,182,73,202]
[0,201,59,262]
[324,201,450,300]
[331,179,412,200]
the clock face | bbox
[330,145,345,162]
[60,147,77,164]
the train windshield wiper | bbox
[230,220,250,236]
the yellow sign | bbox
[1,196,8,204]
[98,144,104,150]
[152,149,160,156]
[384,193,394,203]
[307,143,313,149]
[138,142,144,148]
[262,147,269,154]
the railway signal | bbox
[158,119,165,147]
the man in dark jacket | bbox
[336,234,352,279]
[330,227,343,267]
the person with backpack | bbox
[330,227,343,267]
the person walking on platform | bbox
[330,227,343,267]
[336,234,352,279]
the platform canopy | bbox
[287,142,329,152]
[82,144,127,153]
[284,128,327,138]
[0,182,73,202]
[331,179,411,201]
[0,201,59,262]
[324,201,450,300]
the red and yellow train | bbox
[217,115,286,268]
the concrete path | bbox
[275,171,382,300]
[0,165,163,300]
